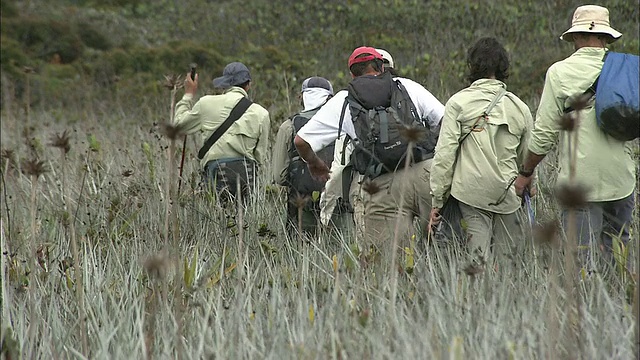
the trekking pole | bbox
[178,135,187,194]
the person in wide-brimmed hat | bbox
[515,5,634,275]
[559,4,622,43]
[174,62,271,205]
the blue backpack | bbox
[592,52,639,141]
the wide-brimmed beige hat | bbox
[560,5,622,43]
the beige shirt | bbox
[174,87,271,169]
[271,119,294,185]
[430,79,533,214]
[529,47,636,202]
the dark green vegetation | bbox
[1,0,638,124]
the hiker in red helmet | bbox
[294,46,445,251]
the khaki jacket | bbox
[529,47,635,201]
[431,79,533,214]
[271,119,294,185]
[174,87,270,169]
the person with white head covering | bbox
[272,76,349,237]
[515,5,635,275]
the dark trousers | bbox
[286,190,322,238]
[562,192,635,273]
[203,158,256,205]
[286,192,352,240]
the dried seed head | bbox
[568,92,592,113]
[362,179,381,195]
[398,123,426,143]
[533,219,561,247]
[163,74,184,90]
[559,112,578,132]
[159,122,188,140]
[462,262,484,277]
[23,66,36,74]
[556,184,587,209]
[144,253,170,281]
[36,244,49,271]
[22,158,48,178]
[122,169,134,177]
[1,148,16,165]
[59,256,73,273]
[49,130,71,154]
[291,193,310,209]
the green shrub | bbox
[75,21,112,51]
[41,63,80,80]
[2,17,84,63]
[0,36,29,76]
[0,0,18,18]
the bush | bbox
[0,36,29,76]
[0,0,18,18]
[75,21,112,51]
[2,17,85,64]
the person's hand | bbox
[184,72,198,95]
[515,174,533,197]
[307,156,330,183]
[429,207,441,226]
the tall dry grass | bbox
[0,85,638,359]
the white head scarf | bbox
[302,88,333,111]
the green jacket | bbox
[431,79,533,214]
[174,87,271,170]
[529,47,635,202]
[271,118,294,186]
[271,108,326,186]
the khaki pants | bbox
[357,159,433,250]
[458,202,523,265]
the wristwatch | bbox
[518,166,534,177]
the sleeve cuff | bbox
[528,140,550,156]
[182,93,194,101]
[432,197,444,209]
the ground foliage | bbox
[0,0,639,358]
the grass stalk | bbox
[634,270,639,359]
[237,179,245,281]
[564,115,582,356]
[61,148,88,355]
[27,172,38,357]
[24,69,31,128]
[1,219,11,331]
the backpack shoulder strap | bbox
[482,87,507,117]
[198,97,252,160]
[337,98,350,139]
[458,87,506,145]
[393,79,419,121]
[563,51,608,114]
